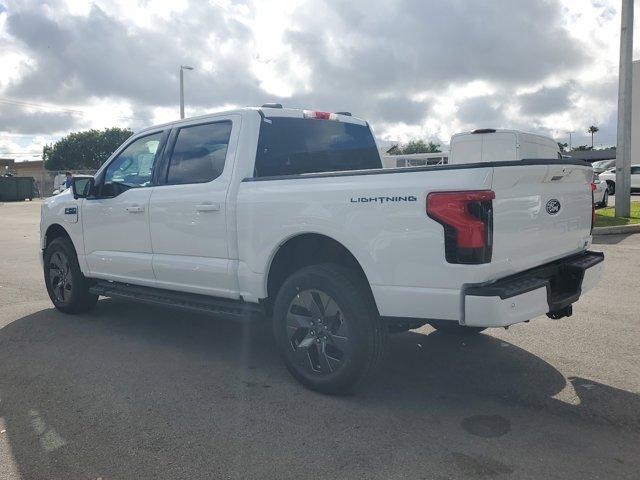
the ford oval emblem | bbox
[546,199,561,215]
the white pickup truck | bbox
[40,105,604,394]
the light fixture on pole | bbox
[179,65,194,119]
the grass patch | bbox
[595,201,640,227]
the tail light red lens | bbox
[427,190,495,264]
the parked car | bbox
[449,129,561,164]
[598,164,640,194]
[40,105,603,394]
[592,173,608,208]
[592,159,616,175]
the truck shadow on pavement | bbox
[1,299,639,479]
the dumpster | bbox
[0,176,38,201]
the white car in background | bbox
[592,159,616,175]
[592,173,608,208]
[598,165,640,195]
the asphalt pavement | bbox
[0,200,639,480]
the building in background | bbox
[0,159,92,196]
[562,149,617,163]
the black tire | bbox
[598,190,609,208]
[44,236,98,314]
[429,319,486,335]
[606,181,615,195]
[272,264,387,395]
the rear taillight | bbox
[427,190,495,264]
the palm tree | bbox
[588,125,599,148]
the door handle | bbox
[195,203,221,212]
[125,205,145,213]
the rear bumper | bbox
[463,251,604,327]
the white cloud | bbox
[0,0,628,158]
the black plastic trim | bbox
[464,251,604,311]
[241,158,590,182]
[90,281,264,320]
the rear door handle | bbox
[125,205,145,213]
[195,203,221,212]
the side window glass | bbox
[631,166,640,175]
[166,121,232,185]
[103,132,162,196]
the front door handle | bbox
[195,203,221,212]
[125,205,145,213]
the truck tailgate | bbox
[490,162,593,276]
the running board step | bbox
[90,281,264,321]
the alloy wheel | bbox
[49,251,73,303]
[286,289,350,375]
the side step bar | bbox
[89,281,265,321]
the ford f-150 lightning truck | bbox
[40,105,604,394]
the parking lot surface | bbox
[1,200,639,480]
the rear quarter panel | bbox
[235,167,493,303]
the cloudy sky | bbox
[0,0,635,160]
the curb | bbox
[593,223,640,235]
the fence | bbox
[34,170,97,197]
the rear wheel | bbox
[429,319,485,335]
[44,237,98,314]
[273,264,386,395]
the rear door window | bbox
[166,121,232,185]
[254,117,381,177]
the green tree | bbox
[390,139,441,155]
[43,127,133,171]
[588,125,599,148]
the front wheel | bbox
[44,237,98,314]
[429,320,485,335]
[272,264,387,395]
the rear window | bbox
[166,121,232,185]
[254,117,381,177]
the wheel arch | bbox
[264,232,377,311]
[44,223,72,249]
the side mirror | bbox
[72,176,95,199]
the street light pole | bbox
[179,65,194,119]
[616,0,633,218]
[568,131,574,151]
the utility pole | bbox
[179,65,194,119]
[616,0,633,217]
[568,131,574,151]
